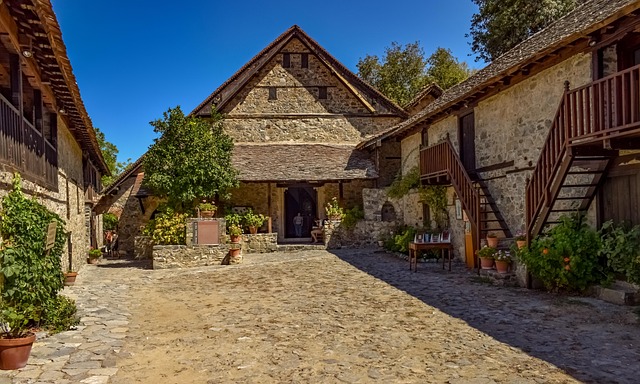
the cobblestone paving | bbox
[1,249,638,383]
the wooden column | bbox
[34,89,44,177]
[267,183,272,233]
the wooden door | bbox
[600,165,640,226]
[459,113,476,174]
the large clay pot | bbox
[63,272,77,286]
[87,257,99,265]
[516,240,527,249]
[248,226,258,235]
[495,260,510,274]
[0,333,36,370]
[230,235,241,244]
[229,248,241,258]
[486,236,499,248]
[480,257,494,270]
[200,211,215,218]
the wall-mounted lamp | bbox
[21,50,32,58]
[588,38,598,47]
[58,107,66,114]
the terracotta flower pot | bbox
[480,257,494,270]
[230,235,241,244]
[248,226,258,235]
[63,272,77,286]
[87,257,99,265]
[200,211,215,218]
[0,333,36,370]
[495,260,510,274]
[516,240,527,249]
[486,236,498,248]
[229,248,241,257]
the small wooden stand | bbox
[409,242,454,272]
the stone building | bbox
[359,0,640,284]
[0,1,110,271]
[100,25,407,253]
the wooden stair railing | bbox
[420,138,481,253]
[526,64,640,239]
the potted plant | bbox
[87,248,101,265]
[243,210,267,234]
[494,250,512,273]
[486,232,499,248]
[476,246,497,270]
[325,197,344,221]
[228,224,242,244]
[515,231,527,249]
[63,269,78,286]
[198,201,217,218]
[0,306,36,370]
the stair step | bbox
[555,197,587,200]
[550,208,587,213]
[567,170,604,175]
[480,219,503,223]
[561,184,598,188]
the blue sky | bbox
[51,0,483,165]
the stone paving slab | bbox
[0,250,638,383]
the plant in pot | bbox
[87,248,102,264]
[0,306,36,370]
[515,230,527,249]
[197,201,217,218]
[486,232,499,248]
[63,269,78,286]
[476,246,497,270]
[228,224,243,244]
[494,250,512,273]
[243,210,267,234]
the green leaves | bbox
[143,106,239,211]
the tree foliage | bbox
[95,127,131,187]
[469,0,581,62]
[143,106,238,211]
[357,42,471,106]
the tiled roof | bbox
[403,83,444,111]
[100,156,144,195]
[6,1,110,174]
[357,0,640,149]
[232,143,377,182]
[190,25,407,118]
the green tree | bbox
[357,42,472,105]
[426,47,473,90]
[95,127,131,186]
[469,0,581,62]
[143,106,238,212]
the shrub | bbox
[103,212,118,231]
[224,212,242,227]
[143,207,187,245]
[476,246,497,259]
[387,166,420,199]
[0,174,68,336]
[88,248,102,259]
[599,220,640,285]
[519,214,607,292]
[243,209,267,228]
[325,197,344,220]
[42,295,79,334]
[341,205,364,230]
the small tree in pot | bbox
[243,210,267,234]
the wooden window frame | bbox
[268,87,277,100]
[301,53,309,68]
[318,86,327,99]
[282,53,291,68]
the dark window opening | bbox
[318,86,327,99]
[268,87,277,100]
[301,53,309,68]
[421,128,429,147]
[282,53,291,68]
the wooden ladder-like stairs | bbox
[475,179,513,240]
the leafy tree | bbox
[143,106,238,212]
[469,0,581,62]
[426,48,473,90]
[357,42,472,105]
[95,127,131,186]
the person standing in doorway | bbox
[293,212,304,237]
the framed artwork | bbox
[431,233,440,243]
[414,234,424,243]
[455,199,463,220]
[441,230,451,243]
[423,233,431,243]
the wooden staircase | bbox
[526,64,640,239]
[420,138,512,256]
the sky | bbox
[51,0,484,166]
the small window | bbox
[282,53,291,68]
[268,87,277,100]
[421,128,429,147]
[318,86,327,99]
[301,53,309,68]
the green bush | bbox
[242,209,267,228]
[102,212,118,231]
[0,174,68,336]
[387,166,420,199]
[382,226,417,254]
[599,221,640,285]
[143,207,187,245]
[42,295,79,334]
[519,214,607,292]
[341,205,364,230]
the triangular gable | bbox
[191,25,407,118]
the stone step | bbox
[478,268,519,287]
[276,244,326,253]
[594,282,640,306]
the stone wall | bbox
[0,115,89,272]
[152,244,231,269]
[362,188,402,222]
[376,141,401,188]
[324,220,396,249]
[241,233,278,253]
[134,235,154,259]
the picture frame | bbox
[431,233,440,243]
[455,198,463,220]
[441,230,451,243]
[414,233,423,243]
[423,233,431,243]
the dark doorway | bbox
[599,164,640,226]
[284,186,317,238]
[459,112,476,175]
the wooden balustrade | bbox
[526,63,640,238]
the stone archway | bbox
[381,201,397,222]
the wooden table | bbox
[409,242,454,272]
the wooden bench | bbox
[409,242,454,272]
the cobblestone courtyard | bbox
[2,249,639,383]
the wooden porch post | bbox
[267,183,272,233]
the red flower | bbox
[564,257,570,263]
[542,248,549,255]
